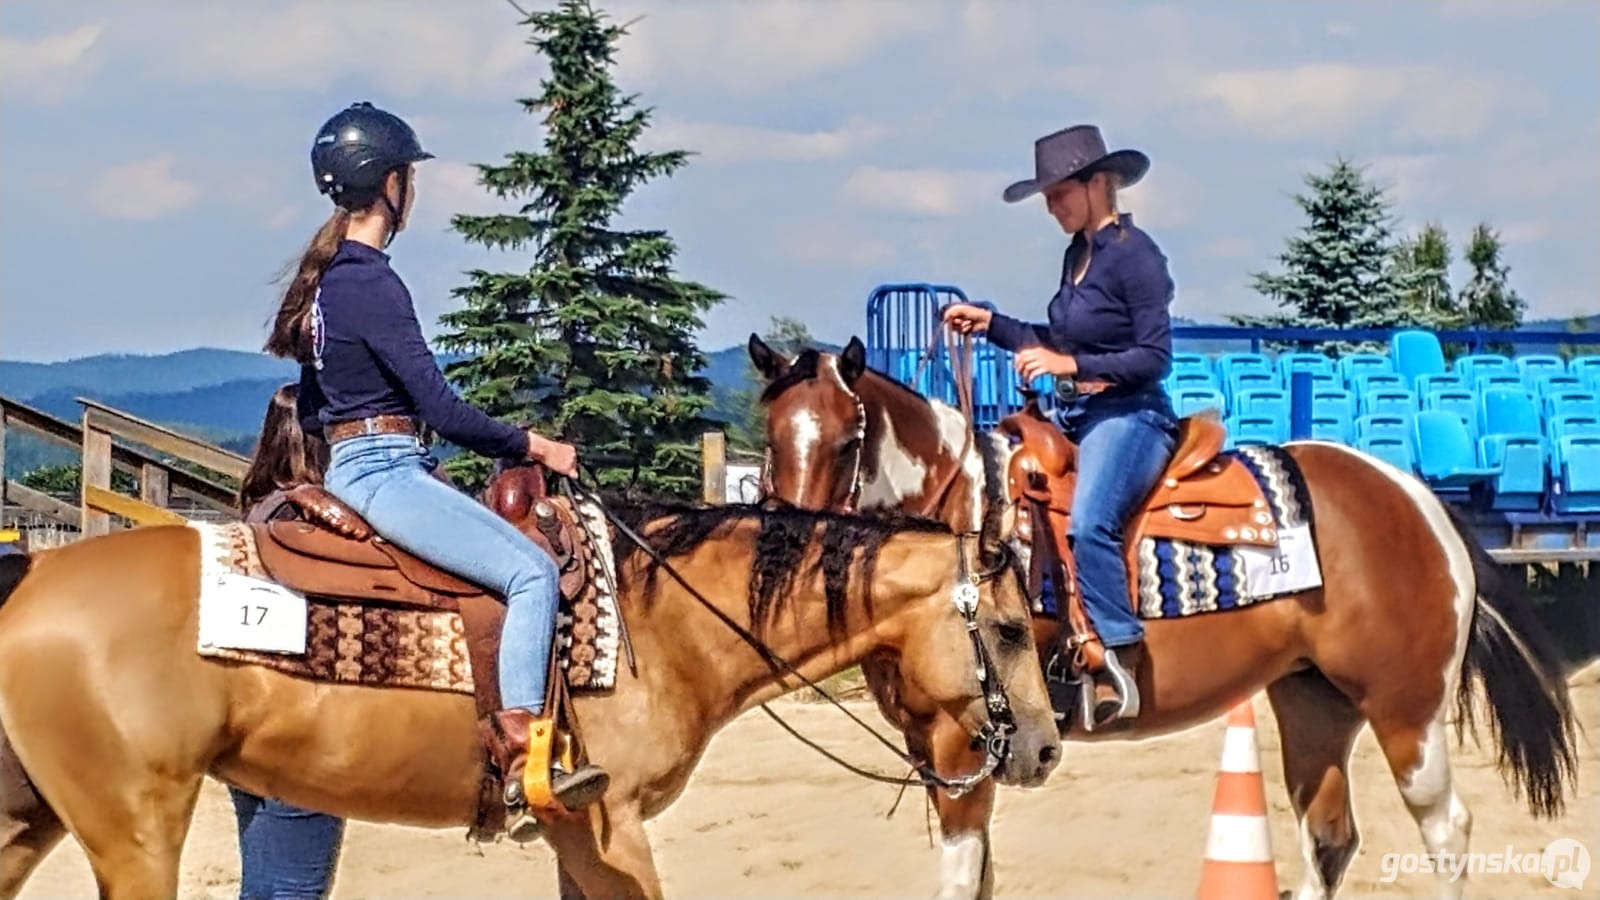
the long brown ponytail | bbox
[265,207,351,362]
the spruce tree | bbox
[1232,158,1407,354]
[438,0,724,496]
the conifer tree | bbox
[1232,158,1407,354]
[438,0,724,495]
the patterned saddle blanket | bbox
[1035,444,1322,620]
[191,503,624,696]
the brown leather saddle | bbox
[998,395,1279,675]
[246,469,596,837]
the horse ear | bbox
[838,336,867,384]
[748,333,787,381]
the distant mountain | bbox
[0,348,298,401]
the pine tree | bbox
[728,316,815,452]
[1231,158,1408,354]
[438,0,725,496]
[1391,222,1461,330]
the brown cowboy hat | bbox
[1002,124,1149,203]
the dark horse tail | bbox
[0,552,28,610]
[1445,506,1579,819]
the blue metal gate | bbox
[864,282,1050,429]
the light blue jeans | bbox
[321,434,559,713]
[1057,392,1178,647]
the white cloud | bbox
[265,205,301,230]
[1499,220,1551,245]
[643,117,883,164]
[117,2,531,98]
[90,155,199,221]
[0,23,104,102]
[1191,64,1516,142]
[614,0,944,91]
[780,223,895,267]
[410,160,517,232]
[843,166,1003,218]
[1197,236,1256,261]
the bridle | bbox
[571,478,1019,798]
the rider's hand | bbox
[942,303,993,335]
[1013,346,1078,382]
[527,432,579,478]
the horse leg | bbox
[0,726,65,900]
[62,770,202,900]
[1368,704,1472,900]
[920,717,997,900]
[1266,671,1366,900]
[547,807,664,900]
[557,861,586,900]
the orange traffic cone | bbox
[1196,699,1278,899]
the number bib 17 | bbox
[197,572,308,655]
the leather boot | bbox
[494,710,611,843]
[1091,641,1144,728]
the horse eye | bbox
[996,621,1031,647]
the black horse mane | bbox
[604,494,951,638]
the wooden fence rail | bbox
[1,394,247,538]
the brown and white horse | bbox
[750,336,1580,900]
[0,490,1061,899]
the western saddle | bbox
[998,396,1278,678]
[245,467,595,839]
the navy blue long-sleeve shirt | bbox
[987,213,1174,392]
[296,240,527,460]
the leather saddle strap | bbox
[1034,498,1105,674]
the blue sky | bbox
[2,0,1596,363]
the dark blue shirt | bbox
[296,240,527,460]
[987,213,1174,392]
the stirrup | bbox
[1087,647,1140,731]
[502,781,544,843]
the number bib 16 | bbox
[1237,523,1323,599]
[198,572,308,655]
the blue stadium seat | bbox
[1415,372,1466,398]
[1516,354,1566,389]
[1357,435,1415,473]
[1174,387,1226,419]
[1355,372,1404,396]
[1392,330,1446,389]
[1312,416,1351,443]
[1550,415,1600,472]
[1356,413,1411,442]
[1456,353,1515,384]
[1536,374,1582,401]
[1544,390,1600,423]
[1337,353,1393,390]
[1475,373,1526,394]
[1424,388,1478,440]
[1571,356,1600,393]
[1224,413,1284,448]
[1236,388,1290,426]
[1475,389,1547,510]
[1168,371,1221,394]
[1277,352,1334,382]
[1171,353,1212,376]
[1412,410,1496,489]
[1218,353,1272,381]
[1478,388,1542,443]
[1225,371,1277,405]
[1550,415,1600,513]
[1312,389,1357,430]
[1364,388,1417,419]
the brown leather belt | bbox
[324,415,421,444]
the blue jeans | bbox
[229,787,344,900]
[1058,393,1178,647]
[321,434,560,712]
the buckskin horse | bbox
[0,462,1060,899]
[749,335,1579,900]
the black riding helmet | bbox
[311,101,433,244]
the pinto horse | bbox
[750,336,1579,900]
[0,482,1060,899]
